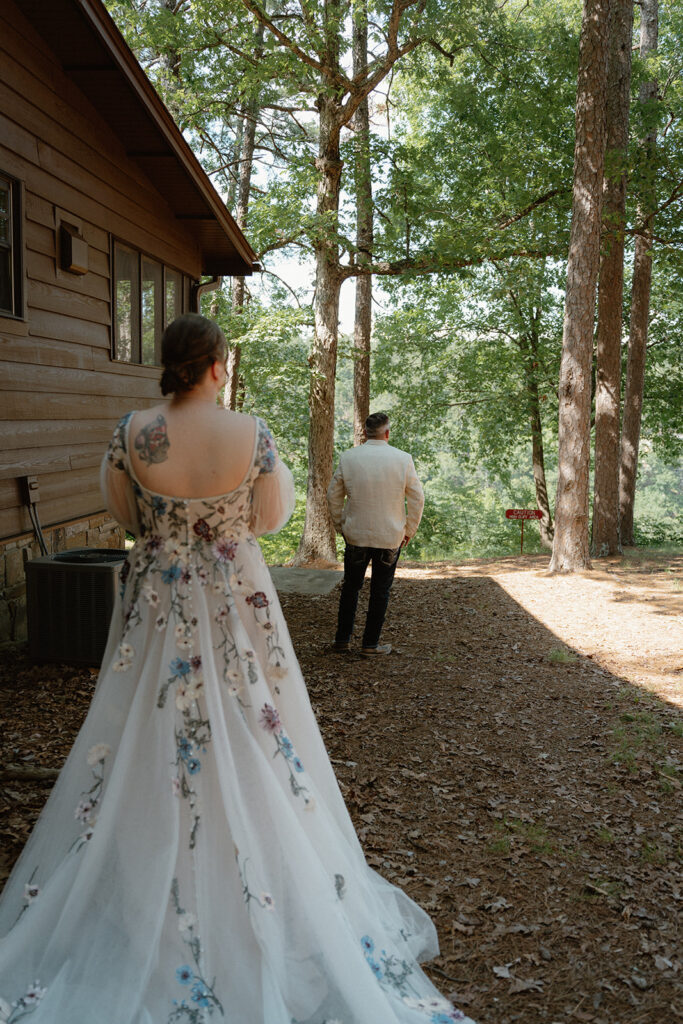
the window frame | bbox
[0,172,25,320]
[110,238,189,366]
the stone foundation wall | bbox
[0,514,126,642]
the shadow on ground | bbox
[1,560,681,1024]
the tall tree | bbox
[238,0,444,563]
[352,0,372,447]
[619,0,659,545]
[550,0,612,573]
[592,0,634,556]
[225,18,266,410]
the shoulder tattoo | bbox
[134,414,170,465]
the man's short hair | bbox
[365,412,390,438]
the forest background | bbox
[105,0,682,565]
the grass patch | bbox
[609,710,663,771]
[595,826,615,845]
[500,818,556,857]
[640,841,667,865]
[548,647,578,665]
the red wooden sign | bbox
[505,509,543,520]
[505,509,543,553]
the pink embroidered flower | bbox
[258,703,281,734]
[212,539,238,563]
[246,592,269,609]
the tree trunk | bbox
[620,0,658,546]
[592,0,633,556]
[294,93,343,564]
[352,1,372,447]
[225,22,264,411]
[525,331,554,548]
[550,0,611,574]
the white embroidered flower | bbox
[196,567,209,586]
[142,586,159,606]
[244,649,255,660]
[23,882,40,904]
[227,683,242,697]
[23,981,47,1006]
[227,669,241,682]
[212,579,226,595]
[155,613,168,631]
[215,607,229,624]
[172,777,181,797]
[74,798,97,822]
[119,642,134,660]
[259,892,275,911]
[112,658,131,672]
[186,678,204,702]
[164,538,190,563]
[177,637,193,651]
[228,574,242,589]
[175,684,193,712]
[178,912,196,934]
[270,665,287,679]
[80,824,95,842]
[304,797,316,812]
[87,743,111,766]
[174,624,186,641]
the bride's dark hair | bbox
[160,313,227,396]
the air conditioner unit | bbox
[26,548,127,665]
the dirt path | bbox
[1,551,681,1023]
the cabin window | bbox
[113,241,188,365]
[0,173,23,318]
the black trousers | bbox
[335,543,401,648]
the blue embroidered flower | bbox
[280,736,294,759]
[361,935,374,954]
[170,657,191,677]
[176,965,193,985]
[186,757,201,775]
[178,738,192,760]
[366,958,383,979]
[162,565,182,584]
[293,756,304,773]
[191,980,210,1007]
[432,1015,455,1024]
[153,496,167,515]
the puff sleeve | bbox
[99,413,141,537]
[250,419,296,537]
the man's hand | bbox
[401,534,411,548]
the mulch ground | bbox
[1,552,681,1024]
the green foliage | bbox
[104,0,683,561]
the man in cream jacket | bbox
[326,412,425,655]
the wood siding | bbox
[0,0,203,540]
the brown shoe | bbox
[360,643,392,656]
[330,641,350,652]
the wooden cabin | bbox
[0,0,257,641]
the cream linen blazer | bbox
[326,440,425,549]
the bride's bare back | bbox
[129,402,256,499]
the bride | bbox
[0,314,475,1024]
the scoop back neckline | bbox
[124,411,260,503]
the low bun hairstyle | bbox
[160,313,227,396]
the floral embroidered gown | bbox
[0,414,475,1024]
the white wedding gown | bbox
[0,414,475,1024]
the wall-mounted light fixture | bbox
[59,222,88,275]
